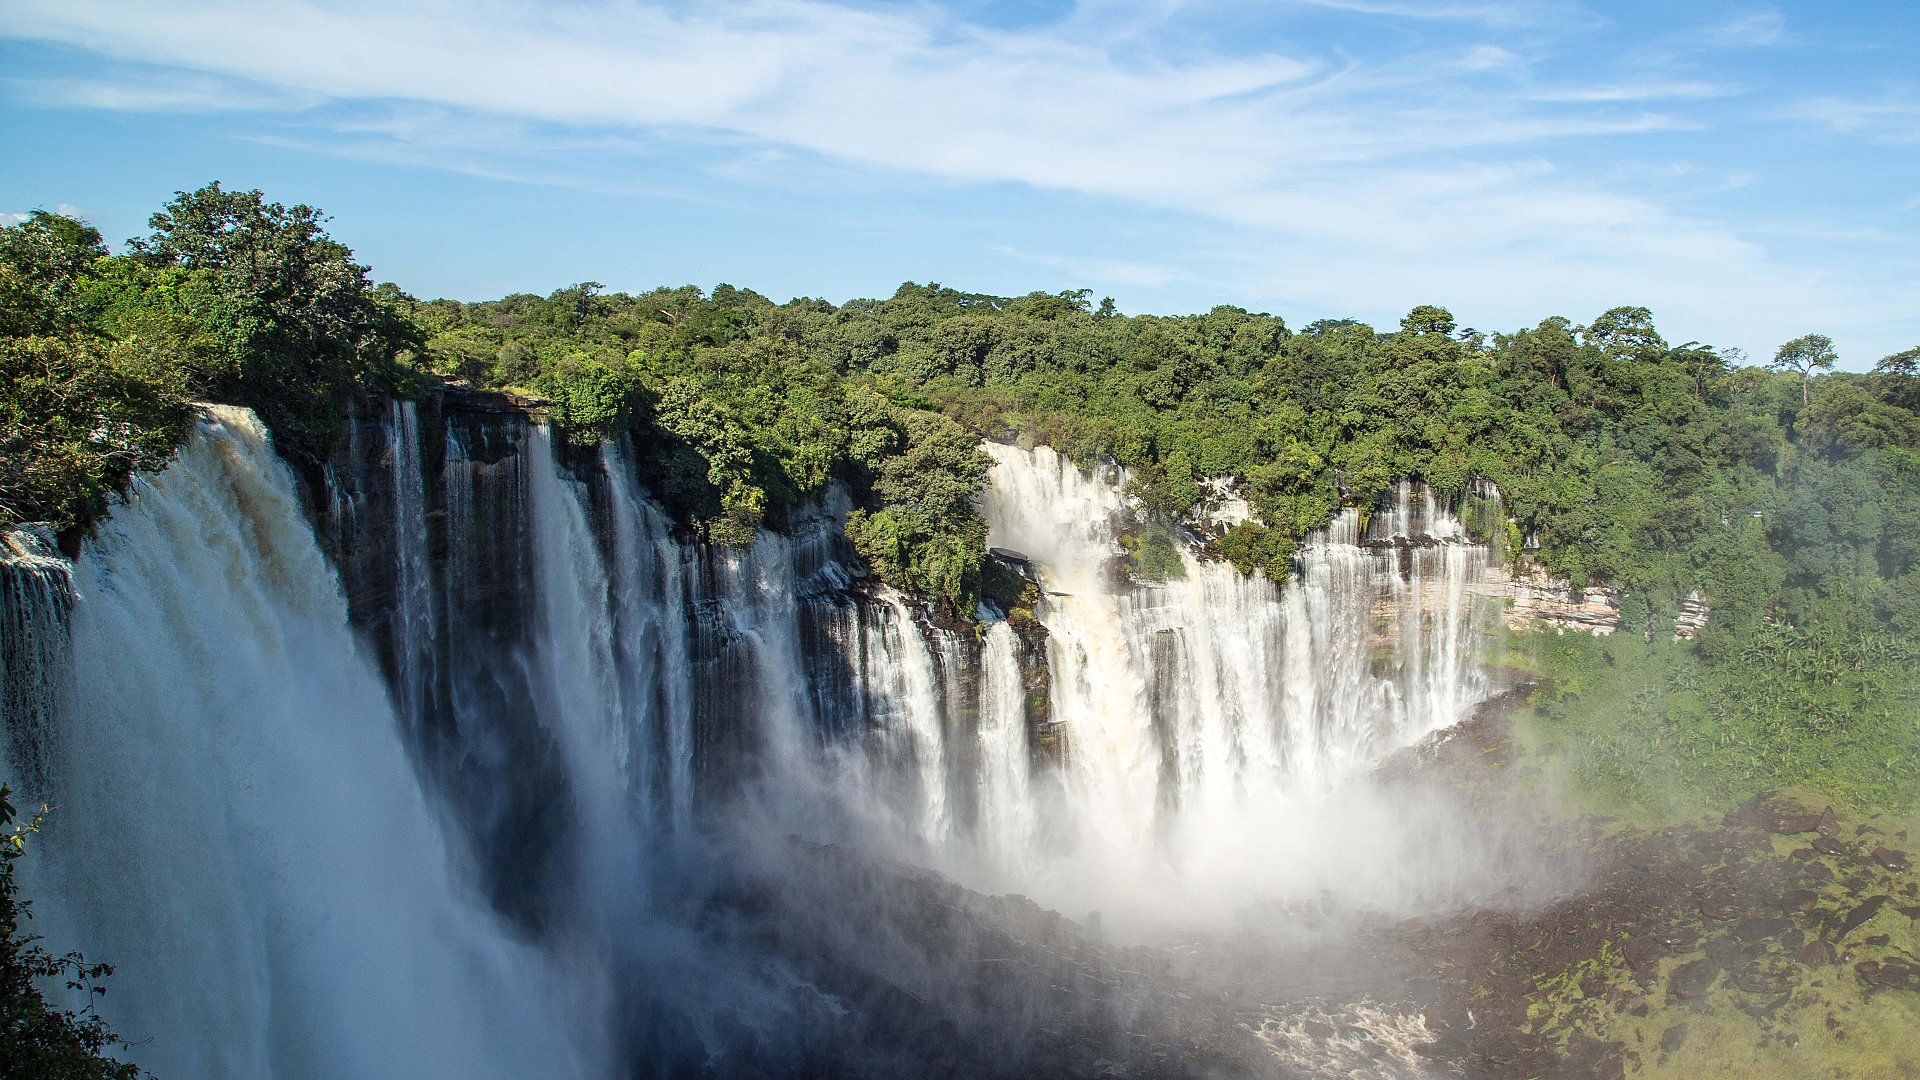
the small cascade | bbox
[0,528,72,788]
[973,618,1035,880]
[603,437,696,833]
[389,399,439,735]
[873,590,951,841]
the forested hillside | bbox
[408,264,1920,646]
[7,185,1917,639]
[5,184,1919,814]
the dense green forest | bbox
[6,184,1918,638]
[4,184,1919,812]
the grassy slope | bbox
[1496,628,1920,1077]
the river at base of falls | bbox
[1,403,1557,1078]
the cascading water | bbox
[1,399,1518,1076]
[7,407,588,1079]
[972,442,1499,921]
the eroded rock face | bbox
[1485,564,1624,635]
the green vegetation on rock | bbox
[0,787,139,1078]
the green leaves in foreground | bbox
[0,787,141,1078]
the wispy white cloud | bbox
[0,0,1907,361]
[2,202,89,224]
[1784,93,1920,145]
[1702,8,1787,48]
[1530,79,1731,103]
[8,73,323,112]
[1285,0,1592,28]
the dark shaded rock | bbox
[1658,1024,1688,1054]
[1816,807,1840,838]
[1795,940,1836,967]
[1670,958,1720,1000]
[1699,896,1740,921]
[1734,917,1790,943]
[1871,847,1910,874]
[1837,896,1889,940]
[1857,959,1920,993]
[1813,837,1850,857]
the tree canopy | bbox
[4,186,1918,631]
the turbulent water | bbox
[1,400,1512,1077]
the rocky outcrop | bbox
[1481,564,1711,642]
[1485,564,1624,635]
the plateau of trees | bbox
[4,184,1919,638]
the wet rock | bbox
[1623,936,1662,977]
[1706,937,1748,969]
[1778,889,1820,914]
[1795,940,1837,967]
[1816,807,1840,838]
[1837,896,1889,940]
[1658,1024,1688,1054]
[1857,959,1920,993]
[1726,794,1816,834]
[1733,967,1792,995]
[1699,896,1740,921]
[1871,847,1910,874]
[1670,958,1720,1000]
[1813,836,1850,857]
[1734,917,1791,943]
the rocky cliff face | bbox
[1480,565,1710,641]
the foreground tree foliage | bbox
[0,787,140,1078]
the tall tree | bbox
[128,182,420,460]
[1771,333,1837,406]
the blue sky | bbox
[3,0,1918,367]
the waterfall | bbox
[603,437,696,834]
[974,442,1497,919]
[1,401,1511,1074]
[973,618,1035,881]
[389,399,438,737]
[9,407,587,1079]
[0,529,71,788]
